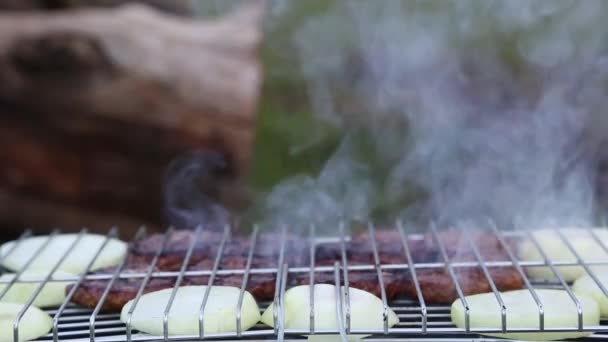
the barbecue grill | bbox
[3,221,608,342]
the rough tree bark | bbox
[0,0,198,14]
[0,2,264,236]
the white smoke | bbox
[163,151,231,230]
[256,0,608,230]
[260,137,376,229]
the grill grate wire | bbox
[1,221,608,341]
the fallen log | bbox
[0,2,264,234]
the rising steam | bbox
[181,1,608,231]
[163,151,231,230]
[258,0,608,230]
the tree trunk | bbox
[0,2,264,235]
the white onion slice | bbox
[120,286,260,336]
[0,270,74,308]
[517,228,608,281]
[451,289,599,340]
[0,302,52,342]
[573,273,608,317]
[261,284,399,332]
[0,234,127,274]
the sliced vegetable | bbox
[517,228,608,281]
[0,270,74,308]
[451,289,599,340]
[120,286,260,336]
[261,284,399,331]
[0,302,52,342]
[0,234,127,274]
[573,273,608,317]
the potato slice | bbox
[517,228,608,281]
[573,273,608,317]
[451,289,599,340]
[0,270,74,308]
[0,302,52,342]
[0,234,127,274]
[261,284,399,331]
[120,286,260,336]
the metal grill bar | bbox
[526,230,584,330]
[272,225,288,335]
[333,261,347,342]
[1,230,59,303]
[588,229,608,254]
[199,225,230,338]
[272,253,283,335]
[367,222,390,334]
[15,230,87,342]
[488,221,544,331]
[397,220,427,334]
[555,229,608,299]
[308,223,315,334]
[125,227,175,341]
[458,225,507,333]
[3,224,608,341]
[429,223,470,332]
[163,225,204,340]
[89,227,136,342]
[54,228,128,342]
[338,221,351,333]
[9,256,608,284]
[89,226,146,342]
[277,263,288,341]
[236,226,259,336]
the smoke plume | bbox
[163,151,231,230]
[181,1,608,232]
[258,0,608,230]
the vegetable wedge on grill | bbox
[261,284,399,334]
[0,234,127,274]
[451,289,599,340]
[518,228,608,281]
[120,285,261,336]
[0,270,74,308]
[0,302,52,342]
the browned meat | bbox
[70,256,280,311]
[69,228,524,311]
[316,229,523,304]
[296,271,403,300]
[400,266,523,304]
[187,256,278,301]
[129,230,224,270]
[314,240,411,265]
[68,264,179,311]
[130,231,309,271]
[69,274,277,312]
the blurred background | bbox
[2,0,608,238]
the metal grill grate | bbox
[2,221,608,341]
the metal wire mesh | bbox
[2,221,608,341]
